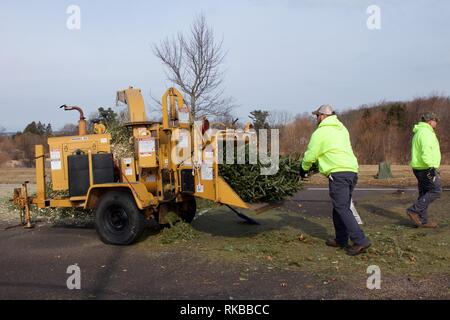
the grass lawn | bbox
[1,166,449,298]
[307,165,450,187]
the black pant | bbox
[329,172,369,246]
[408,169,442,224]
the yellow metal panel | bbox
[162,87,186,130]
[120,158,137,182]
[48,134,111,191]
[216,177,249,209]
[140,169,158,194]
[50,199,83,208]
[48,133,111,147]
[84,183,157,210]
[136,137,158,168]
[193,145,216,201]
[192,130,248,209]
[70,196,87,202]
[35,145,46,208]
[117,88,146,123]
[194,176,216,201]
[88,151,94,187]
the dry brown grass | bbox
[1,165,449,187]
[0,168,38,184]
[304,165,450,187]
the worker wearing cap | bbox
[300,105,371,256]
[406,112,442,228]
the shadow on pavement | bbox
[192,205,333,241]
[360,203,412,227]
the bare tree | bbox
[153,14,234,119]
[58,123,78,136]
[267,110,293,129]
[279,115,314,156]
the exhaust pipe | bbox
[60,105,87,136]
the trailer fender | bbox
[84,182,157,210]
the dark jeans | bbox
[329,172,369,246]
[408,169,442,224]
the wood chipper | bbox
[12,87,258,245]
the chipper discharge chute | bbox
[12,87,258,245]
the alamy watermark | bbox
[66,264,81,290]
[366,265,381,290]
[67,5,81,30]
[169,123,280,176]
[367,5,381,30]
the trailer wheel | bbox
[176,196,197,223]
[95,191,146,245]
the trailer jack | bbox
[7,182,34,230]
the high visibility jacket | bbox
[302,115,358,176]
[410,122,441,169]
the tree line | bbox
[0,107,119,168]
[1,95,448,168]
[279,95,450,165]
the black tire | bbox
[176,196,197,223]
[95,191,146,245]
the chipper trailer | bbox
[12,87,258,245]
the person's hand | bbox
[299,166,309,179]
[310,162,319,175]
[427,168,438,181]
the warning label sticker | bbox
[201,164,213,181]
[51,160,62,171]
[50,150,61,160]
[139,139,156,154]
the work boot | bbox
[420,222,438,229]
[406,210,421,227]
[346,242,371,256]
[325,239,349,249]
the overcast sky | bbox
[1,0,449,131]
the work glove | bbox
[299,166,309,179]
[310,162,319,175]
[427,168,438,181]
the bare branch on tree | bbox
[153,14,234,119]
[267,110,294,129]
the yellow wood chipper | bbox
[12,87,257,245]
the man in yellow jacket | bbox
[301,105,370,256]
[407,112,442,228]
